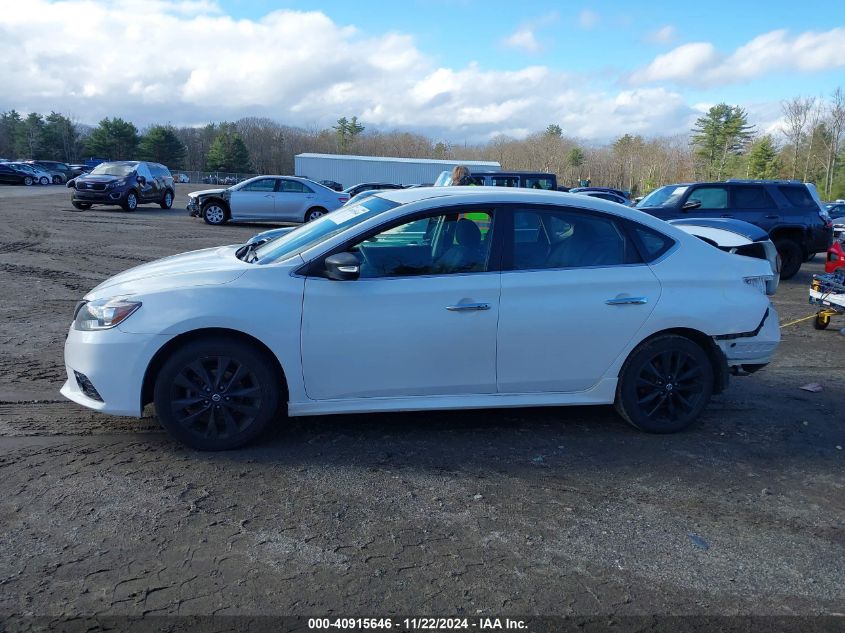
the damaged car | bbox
[62,187,780,450]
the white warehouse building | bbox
[294,153,501,189]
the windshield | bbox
[254,196,400,264]
[637,185,689,209]
[90,162,136,177]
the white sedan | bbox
[62,187,780,450]
[186,176,348,225]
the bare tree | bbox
[821,87,845,196]
[781,96,814,179]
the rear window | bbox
[629,223,675,262]
[778,186,817,208]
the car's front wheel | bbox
[202,202,228,225]
[160,189,174,209]
[23,176,33,186]
[615,334,714,433]
[52,175,63,184]
[122,190,138,211]
[153,338,281,450]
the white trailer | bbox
[294,153,501,189]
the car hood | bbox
[85,246,247,300]
[189,188,227,198]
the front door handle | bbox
[446,303,491,311]
[606,297,648,305]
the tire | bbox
[615,334,714,434]
[813,313,830,330]
[52,175,63,185]
[202,202,228,225]
[776,239,802,280]
[153,338,280,450]
[23,176,33,186]
[160,189,174,209]
[39,176,50,185]
[72,201,92,210]
[304,207,327,222]
[122,190,138,212]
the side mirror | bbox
[324,252,360,281]
[137,175,146,185]
[682,199,701,211]
[66,178,75,188]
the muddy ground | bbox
[0,185,843,622]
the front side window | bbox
[492,176,520,187]
[347,210,495,278]
[241,178,277,192]
[508,208,639,270]
[136,163,153,181]
[687,186,728,209]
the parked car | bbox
[69,164,92,174]
[669,218,780,294]
[318,180,343,191]
[28,160,83,182]
[573,190,631,205]
[173,173,190,183]
[62,187,779,450]
[826,203,845,241]
[343,190,381,206]
[636,180,833,279]
[0,162,36,185]
[9,162,52,185]
[570,186,631,199]
[187,176,349,225]
[435,171,557,189]
[343,182,405,198]
[826,240,845,273]
[67,160,175,211]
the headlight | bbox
[743,276,772,295]
[74,298,142,331]
[106,180,123,190]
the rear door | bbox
[497,205,660,393]
[275,179,315,221]
[729,185,780,231]
[229,178,277,220]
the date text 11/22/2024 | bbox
[308,618,528,630]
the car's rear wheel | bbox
[52,175,63,184]
[72,201,92,210]
[615,334,714,433]
[305,207,327,222]
[23,176,33,186]
[153,338,280,450]
[122,190,138,211]
[203,202,228,225]
[775,239,802,280]
[160,189,174,209]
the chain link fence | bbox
[170,171,260,185]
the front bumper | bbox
[715,304,780,370]
[187,198,200,215]
[61,323,168,417]
[72,189,124,204]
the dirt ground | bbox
[0,185,843,621]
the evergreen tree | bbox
[139,125,186,168]
[746,136,780,179]
[17,113,45,158]
[691,104,755,180]
[84,117,140,159]
[545,124,563,138]
[42,112,79,161]
[333,116,365,153]
[205,124,251,172]
[0,110,24,158]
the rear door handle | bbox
[446,303,491,311]
[606,297,648,305]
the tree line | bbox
[0,86,842,198]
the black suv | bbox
[68,161,175,211]
[28,160,84,183]
[636,180,833,279]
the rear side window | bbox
[280,180,314,193]
[492,176,520,187]
[732,186,774,209]
[629,224,675,262]
[778,186,817,208]
[525,177,555,190]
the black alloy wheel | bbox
[615,335,713,433]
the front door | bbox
[301,208,500,400]
[497,206,660,392]
[135,163,157,201]
[229,178,277,220]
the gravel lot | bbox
[0,185,843,620]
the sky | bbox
[1,0,844,143]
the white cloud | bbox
[646,25,676,44]
[503,27,541,53]
[577,9,599,29]
[631,28,845,85]
[0,0,704,142]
